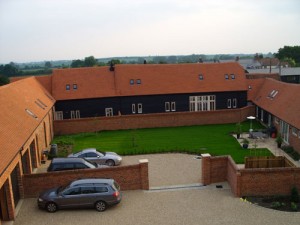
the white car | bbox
[68,148,122,166]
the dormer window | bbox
[136,79,141,84]
[199,74,204,80]
[66,84,70,90]
[225,74,229,79]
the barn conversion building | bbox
[1,62,300,223]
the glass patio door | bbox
[280,121,289,144]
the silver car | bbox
[38,178,122,212]
[68,148,122,166]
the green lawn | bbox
[52,121,272,164]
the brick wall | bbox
[202,155,300,197]
[289,133,300,154]
[22,160,149,198]
[201,154,228,185]
[227,156,241,197]
[54,106,255,135]
[239,168,300,196]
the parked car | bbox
[68,148,122,166]
[47,157,106,172]
[38,178,122,212]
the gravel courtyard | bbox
[10,154,300,225]
[122,153,202,187]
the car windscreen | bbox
[97,150,106,156]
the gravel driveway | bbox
[122,153,202,187]
[11,154,300,225]
[13,187,300,225]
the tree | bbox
[107,59,122,65]
[167,56,178,64]
[44,61,52,68]
[71,59,84,68]
[0,63,19,77]
[153,56,167,64]
[275,46,300,66]
[0,75,10,86]
[283,57,296,67]
[84,56,97,67]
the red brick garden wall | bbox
[54,106,255,135]
[201,154,300,197]
[239,167,300,196]
[22,160,149,198]
[227,156,241,197]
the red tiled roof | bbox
[10,75,52,93]
[253,78,300,129]
[52,62,247,100]
[247,79,266,101]
[52,67,116,100]
[0,77,55,175]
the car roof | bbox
[70,178,114,187]
[79,148,97,153]
[51,157,87,163]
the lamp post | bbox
[247,116,255,132]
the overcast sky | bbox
[0,0,299,64]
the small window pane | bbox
[81,187,95,194]
[64,164,74,169]
[136,79,141,84]
[130,79,134,85]
[95,187,109,193]
[227,99,231,108]
[132,104,136,114]
[73,84,77,90]
[225,74,229,79]
[165,102,170,112]
[171,102,176,111]
[75,163,87,169]
[86,152,98,157]
[138,104,142,113]
[66,84,70,90]
[231,74,235,79]
[64,187,81,195]
[233,98,237,108]
[78,153,86,158]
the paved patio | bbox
[234,133,300,167]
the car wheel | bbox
[95,201,107,212]
[46,202,58,213]
[106,160,115,166]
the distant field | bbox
[52,121,272,164]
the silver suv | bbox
[38,178,121,212]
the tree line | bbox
[1,46,300,86]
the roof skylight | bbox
[25,109,38,119]
[268,90,279,99]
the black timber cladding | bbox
[55,91,247,119]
